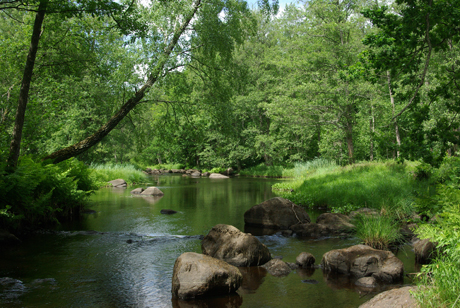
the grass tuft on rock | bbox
[353,214,404,250]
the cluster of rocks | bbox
[144,168,234,178]
[172,196,435,307]
[171,223,407,303]
[244,197,356,238]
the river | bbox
[0,174,416,307]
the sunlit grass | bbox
[273,160,427,214]
[89,163,148,186]
[354,215,404,250]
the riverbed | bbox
[0,175,416,307]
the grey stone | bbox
[209,173,229,179]
[201,224,271,267]
[321,244,404,283]
[140,186,164,196]
[171,252,242,299]
[108,179,127,187]
[359,286,419,308]
[261,259,291,277]
[296,252,315,268]
[355,277,377,288]
[413,238,437,264]
[130,188,144,194]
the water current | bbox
[0,174,416,307]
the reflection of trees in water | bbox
[171,293,243,308]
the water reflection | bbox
[172,294,243,308]
[238,267,267,294]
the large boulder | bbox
[108,179,127,187]
[171,252,242,299]
[261,259,291,277]
[413,238,437,264]
[316,213,355,233]
[201,224,271,267]
[209,173,229,179]
[140,186,164,196]
[359,286,419,308]
[244,197,311,230]
[321,245,404,283]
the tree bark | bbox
[6,0,48,170]
[43,0,202,164]
[387,71,401,157]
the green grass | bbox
[89,163,148,186]
[353,215,404,250]
[239,163,295,177]
[148,163,185,170]
[273,160,427,214]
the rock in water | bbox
[130,188,144,194]
[201,224,271,267]
[244,197,311,230]
[140,186,164,196]
[413,238,437,264]
[209,173,229,179]
[296,252,316,268]
[160,209,177,215]
[108,179,127,187]
[171,252,242,299]
[359,286,418,308]
[321,244,404,283]
[261,259,291,277]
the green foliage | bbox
[88,163,148,186]
[239,163,294,177]
[414,185,460,307]
[354,214,404,250]
[149,163,186,170]
[433,156,460,186]
[0,157,96,230]
[274,161,424,213]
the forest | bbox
[1,0,460,306]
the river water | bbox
[0,175,416,307]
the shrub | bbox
[0,157,96,231]
[413,185,460,307]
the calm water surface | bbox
[0,175,416,307]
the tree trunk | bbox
[43,0,202,164]
[6,0,48,170]
[387,71,401,158]
[370,105,375,161]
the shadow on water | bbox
[0,175,418,308]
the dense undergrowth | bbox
[270,157,460,307]
[0,157,97,232]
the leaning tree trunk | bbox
[43,0,202,164]
[6,0,48,170]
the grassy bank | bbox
[89,163,148,186]
[273,160,425,214]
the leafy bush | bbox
[414,185,460,307]
[0,157,96,231]
[433,156,460,186]
[89,163,148,186]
